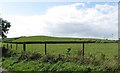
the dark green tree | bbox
[0,18,11,39]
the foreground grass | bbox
[3,57,99,72]
[2,56,119,73]
[2,47,119,72]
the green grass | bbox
[2,57,100,72]
[2,36,118,72]
[2,54,119,72]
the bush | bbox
[16,51,43,62]
[102,60,118,71]
[2,47,17,57]
[41,54,59,64]
[28,51,43,60]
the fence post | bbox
[11,44,12,49]
[23,42,26,51]
[45,43,47,55]
[16,43,18,50]
[7,43,8,49]
[83,43,84,57]
[82,43,85,63]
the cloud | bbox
[6,3,118,39]
[71,3,85,7]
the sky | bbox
[0,1,118,40]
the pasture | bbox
[3,36,118,59]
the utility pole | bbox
[112,34,113,40]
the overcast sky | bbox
[1,2,118,40]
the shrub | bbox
[65,47,71,57]
[16,51,43,62]
[28,51,43,60]
[102,60,118,71]
[41,54,58,63]
[2,47,17,57]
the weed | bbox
[66,47,71,57]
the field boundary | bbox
[3,41,89,57]
[3,41,116,58]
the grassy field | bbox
[2,36,119,72]
[3,36,118,59]
[6,43,118,59]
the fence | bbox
[3,41,98,58]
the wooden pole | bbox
[16,44,18,50]
[45,43,47,55]
[82,43,85,64]
[11,44,12,49]
[7,44,8,49]
[83,43,84,57]
[23,42,26,51]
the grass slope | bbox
[3,35,117,43]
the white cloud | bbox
[5,3,118,39]
[71,3,85,7]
